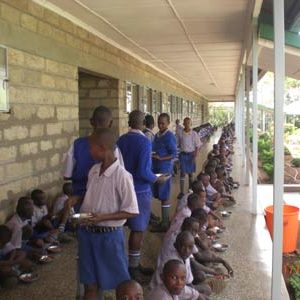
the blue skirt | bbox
[78,227,130,289]
[126,190,152,231]
[152,177,172,201]
[179,152,196,174]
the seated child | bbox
[31,189,59,246]
[147,259,208,300]
[151,231,211,297]
[116,280,143,300]
[166,193,203,241]
[6,197,34,250]
[0,225,34,288]
[53,182,74,233]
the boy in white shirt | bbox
[178,118,201,199]
[70,128,139,299]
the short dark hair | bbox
[31,189,44,201]
[16,196,31,216]
[190,180,204,194]
[181,217,199,231]
[163,259,185,275]
[191,208,208,221]
[159,113,170,123]
[91,128,116,151]
[187,193,200,208]
[144,114,154,128]
[128,110,145,129]
[63,182,73,195]
[91,106,112,126]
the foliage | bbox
[262,163,274,178]
[208,106,234,127]
[284,123,295,135]
[291,158,300,168]
[284,146,291,156]
[289,266,300,299]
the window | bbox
[125,82,132,113]
[0,46,9,112]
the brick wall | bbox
[0,48,78,222]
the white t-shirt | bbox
[80,159,139,227]
[31,205,48,227]
[53,194,74,216]
[178,129,201,153]
[6,214,29,249]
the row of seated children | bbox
[142,123,237,299]
[0,183,74,289]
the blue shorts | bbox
[78,227,130,290]
[152,177,172,201]
[126,190,152,231]
[179,152,196,174]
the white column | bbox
[272,0,285,299]
[241,68,246,167]
[245,66,250,185]
[252,19,258,214]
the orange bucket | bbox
[264,205,299,253]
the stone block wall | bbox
[0,48,78,222]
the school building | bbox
[0,0,299,299]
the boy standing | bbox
[64,106,123,210]
[178,118,201,199]
[118,110,163,282]
[75,128,139,300]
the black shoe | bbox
[177,192,184,199]
[150,222,169,233]
[138,264,154,276]
[149,213,160,226]
[129,267,151,285]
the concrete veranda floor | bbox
[0,134,289,300]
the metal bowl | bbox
[19,273,39,283]
[47,245,62,253]
[71,213,92,219]
[212,243,229,252]
[220,211,232,217]
[39,255,54,263]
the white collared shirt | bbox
[80,159,139,227]
[147,284,199,300]
[178,129,201,153]
[6,214,29,249]
[129,129,145,135]
[31,205,48,227]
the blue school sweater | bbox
[152,130,177,173]
[117,132,157,193]
[72,137,97,197]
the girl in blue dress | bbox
[152,113,177,232]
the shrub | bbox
[284,146,291,155]
[262,163,274,178]
[260,149,274,164]
[291,158,300,167]
[284,123,295,135]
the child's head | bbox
[31,189,46,207]
[183,117,191,130]
[90,128,116,161]
[198,173,210,187]
[175,119,180,125]
[191,208,208,228]
[158,113,170,132]
[187,193,202,211]
[161,259,186,296]
[16,196,34,220]
[190,180,204,195]
[0,225,12,248]
[181,217,200,237]
[216,166,226,178]
[208,171,218,182]
[128,110,145,130]
[144,114,155,130]
[90,106,113,130]
[63,182,73,196]
[116,280,143,300]
[174,231,195,260]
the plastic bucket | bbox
[264,205,299,253]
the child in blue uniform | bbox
[72,128,139,300]
[64,106,123,211]
[118,110,164,283]
[152,113,177,232]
